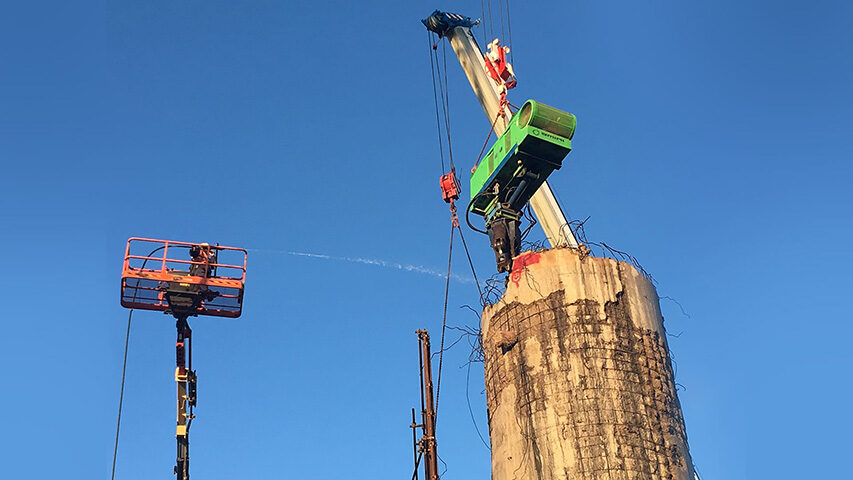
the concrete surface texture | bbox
[481,247,694,480]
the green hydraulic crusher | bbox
[469,99,577,272]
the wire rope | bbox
[110,309,132,480]
[455,224,484,304]
[428,32,456,174]
[434,221,454,423]
[480,0,487,46]
[506,0,515,64]
[427,31,446,174]
[110,244,168,479]
[486,0,495,42]
[466,360,491,450]
[472,110,502,172]
[440,40,454,169]
[498,0,506,46]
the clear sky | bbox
[2,1,851,479]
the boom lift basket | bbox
[120,238,247,318]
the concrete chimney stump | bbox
[481,248,694,480]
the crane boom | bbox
[424,11,579,250]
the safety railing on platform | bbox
[120,237,247,318]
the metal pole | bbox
[174,317,194,480]
[410,408,420,480]
[416,330,440,480]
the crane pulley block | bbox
[469,99,576,218]
[121,238,247,319]
[440,169,462,226]
[422,10,476,38]
[439,169,461,203]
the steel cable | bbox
[486,0,494,41]
[110,309,132,480]
[480,0,487,45]
[110,245,166,479]
[456,224,484,305]
[506,0,514,64]
[427,31,446,174]
[498,0,506,46]
[434,221,454,423]
[441,40,454,169]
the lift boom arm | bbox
[424,11,578,249]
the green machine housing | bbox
[469,99,576,222]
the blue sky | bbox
[1,1,851,478]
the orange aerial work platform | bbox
[120,237,247,319]
[119,237,248,480]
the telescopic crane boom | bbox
[423,11,579,262]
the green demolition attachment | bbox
[468,99,576,272]
[470,99,576,219]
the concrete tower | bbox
[481,247,694,480]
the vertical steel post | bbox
[416,329,440,480]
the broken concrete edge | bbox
[488,246,665,335]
